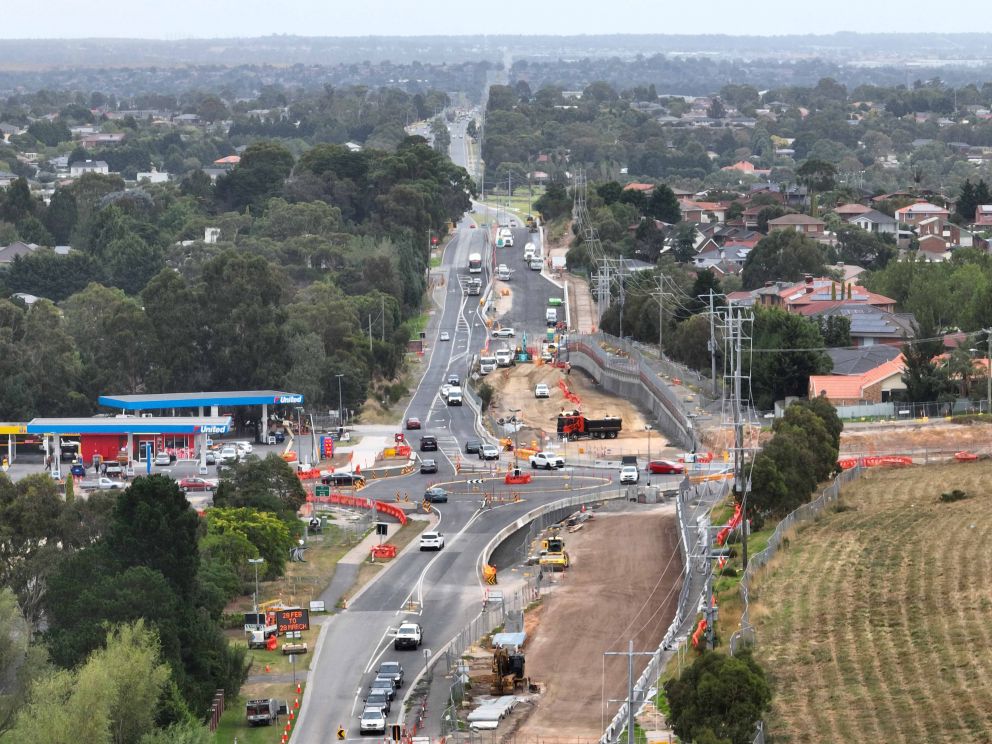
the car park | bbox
[424,486,448,503]
[420,435,438,452]
[648,460,685,475]
[405,417,421,430]
[619,465,640,484]
[479,444,499,460]
[530,452,565,469]
[359,707,386,735]
[154,451,171,466]
[464,439,482,454]
[178,477,213,493]
[491,327,515,338]
[440,331,450,341]
[534,383,550,398]
[377,661,404,688]
[363,691,391,716]
[420,458,438,474]
[420,531,445,551]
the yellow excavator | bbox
[491,647,527,694]
[538,528,570,571]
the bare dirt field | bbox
[753,460,992,743]
[509,506,682,738]
[486,364,682,458]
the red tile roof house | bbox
[752,275,896,314]
[623,182,655,195]
[894,200,950,226]
[721,160,771,178]
[974,205,992,227]
[680,200,729,223]
[766,213,827,237]
[831,203,873,218]
[808,356,906,405]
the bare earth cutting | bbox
[752,461,992,743]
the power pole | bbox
[604,641,654,744]
[724,303,754,568]
[702,289,724,398]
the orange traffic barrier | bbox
[955,451,979,462]
[371,544,398,560]
[505,471,532,485]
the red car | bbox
[405,417,422,430]
[648,460,684,475]
[178,477,213,493]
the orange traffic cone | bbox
[296,682,302,694]
[294,698,300,708]
[265,663,271,673]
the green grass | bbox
[407,312,429,336]
[429,254,442,268]
[213,686,306,743]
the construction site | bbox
[447,503,681,739]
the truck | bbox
[80,477,126,491]
[246,698,280,726]
[494,347,514,367]
[468,253,482,273]
[525,214,539,232]
[466,277,482,295]
[499,227,514,247]
[557,410,622,439]
[394,622,423,650]
[479,354,497,374]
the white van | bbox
[479,355,497,374]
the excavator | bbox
[276,418,296,462]
[538,527,570,571]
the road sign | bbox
[422,500,431,512]
[315,485,330,498]
[467,478,484,485]
[337,726,346,739]
[376,522,388,536]
[391,724,402,741]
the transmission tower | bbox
[573,169,626,329]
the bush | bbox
[478,382,495,410]
[939,489,969,503]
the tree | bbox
[755,205,790,232]
[596,181,623,205]
[835,225,896,270]
[706,98,726,119]
[665,650,771,744]
[672,222,698,263]
[645,184,681,224]
[214,141,294,212]
[10,620,171,744]
[741,231,828,290]
[212,454,307,517]
[429,117,451,156]
[901,331,952,403]
[43,188,78,244]
[751,306,831,409]
[105,235,165,295]
[958,178,978,222]
[1,178,36,224]
[534,180,570,221]
[0,587,48,735]
[818,315,851,347]
[205,507,294,579]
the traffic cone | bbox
[265,663,271,673]
[294,698,300,708]
[289,711,295,721]
[296,682,302,694]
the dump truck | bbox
[557,410,622,439]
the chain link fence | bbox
[834,397,991,422]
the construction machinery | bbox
[538,527,570,570]
[490,646,527,695]
[515,331,533,363]
[557,410,622,439]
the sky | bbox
[2,0,991,38]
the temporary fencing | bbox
[306,491,408,526]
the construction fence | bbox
[834,397,991,421]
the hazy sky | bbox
[2,0,990,38]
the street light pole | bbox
[336,374,344,428]
[248,558,264,614]
[645,425,652,484]
[510,408,521,471]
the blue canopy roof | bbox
[98,390,303,410]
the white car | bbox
[420,531,445,551]
[440,384,451,398]
[154,451,171,466]
[440,331,450,341]
[219,445,238,462]
[530,452,565,469]
[619,465,640,484]
[479,444,500,460]
[235,441,253,456]
[534,383,550,398]
[492,328,515,338]
[359,707,386,735]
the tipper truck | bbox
[557,410,622,439]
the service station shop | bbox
[2,390,304,474]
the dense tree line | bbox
[0,137,473,420]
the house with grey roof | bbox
[69,160,109,177]
[0,242,40,263]
[847,209,898,236]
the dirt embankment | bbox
[511,507,682,738]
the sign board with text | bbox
[276,608,310,634]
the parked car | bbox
[424,486,448,503]
[154,451,171,466]
[69,463,86,477]
[377,661,404,688]
[359,707,386,735]
[464,439,482,454]
[530,452,565,469]
[420,531,445,551]
[534,383,550,398]
[103,461,123,477]
[439,331,450,341]
[420,458,438,474]
[479,444,500,460]
[405,417,421,430]
[420,435,438,452]
[648,460,684,475]
[197,450,217,465]
[619,465,640,484]
[178,477,213,493]
[219,445,238,462]
[491,327,515,338]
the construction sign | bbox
[422,499,432,512]
[276,608,310,634]
[482,564,498,585]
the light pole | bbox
[510,408,521,471]
[248,557,264,614]
[336,374,345,428]
[645,425,652,484]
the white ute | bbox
[394,622,423,650]
[530,452,565,470]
